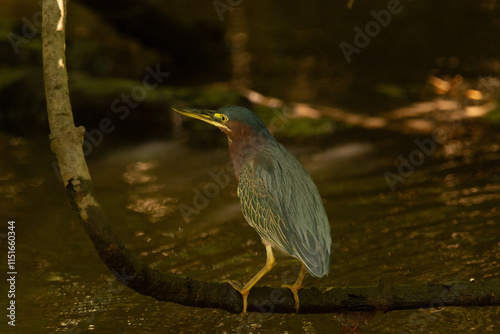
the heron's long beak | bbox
[172,107,223,128]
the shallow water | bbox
[0,117,499,333]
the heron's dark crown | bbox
[217,106,273,140]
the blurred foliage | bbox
[280,117,337,138]
[486,100,500,125]
[0,0,499,139]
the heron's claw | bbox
[281,283,302,314]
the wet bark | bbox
[43,0,500,316]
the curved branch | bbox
[43,0,500,315]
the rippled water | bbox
[0,116,499,333]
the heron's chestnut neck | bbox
[222,121,272,178]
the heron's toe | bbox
[281,283,301,314]
[223,280,250,317]
[223,279,244,292]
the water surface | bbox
[1,116,499,333]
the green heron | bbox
[173,106,331,315]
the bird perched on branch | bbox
[173,106,331,316]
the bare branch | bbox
[42,0,90,186]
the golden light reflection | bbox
[0,184,24,198]
[122,159,179,222]
[442,184,500,206]
[292,103,322,119]
[122,160,158,184]
[240,72,498,138]
[465,101,497,117]
[361,117,388,129]
[126,196,178,222]
[428,75,451,94]
[466,89,483,101]
[442,140,464,157]
[0,172,14,181]
[243,88,285,108]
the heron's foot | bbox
[223,280,250,317]
[281,282,303,314]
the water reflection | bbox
[126,194,178,221]
[122,160,179,222]
[122,160,159,185]
[3,113,500,332]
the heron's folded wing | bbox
[238,162,294,255]
[238,144,331,277]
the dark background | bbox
[1,0,500,140]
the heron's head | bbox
[172,106,273,143]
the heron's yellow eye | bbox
[217,114,228,123]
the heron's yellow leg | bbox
[282,262,308,313]
[224,244,275,316]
